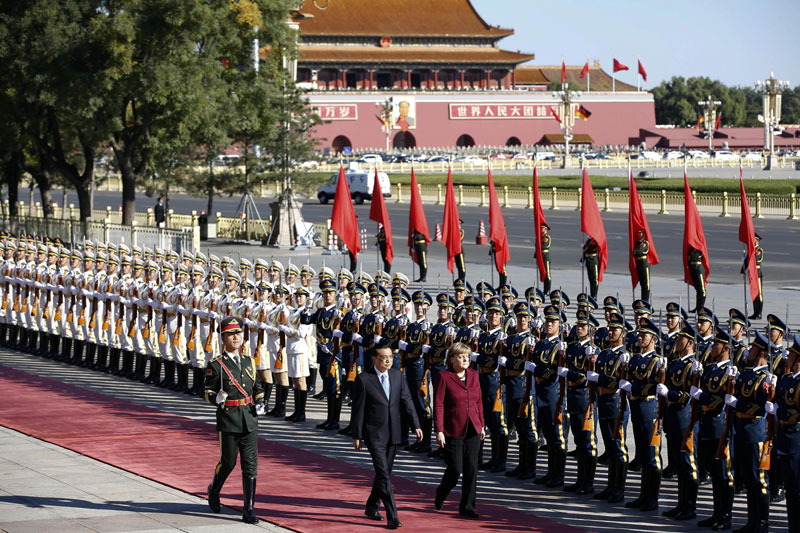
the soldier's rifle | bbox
[614,346,629,443]
[276,304,286,371]
[186,293,198,350]
[518,337,534,418]
[493,338,506,412]
[583,327,597,432]
[203,293,215,352]
[651,310,666,447]
[327,312,342,378]
[554,306,567,426]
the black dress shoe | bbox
[434,497,443,510]
[770,487,785,502]
[459,509,479,519]
[387,519,402,529]
[365,509,384,521]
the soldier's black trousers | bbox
[215,430,258,480]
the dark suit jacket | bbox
[203,352,264,433]
[434,369,484,437]
[352,367,419,446]
[154,203,165,223]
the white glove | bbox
[277,325,288,334]
[373,334,384,344]
[209,311,219,321]
[690,386,702,399]
[557,341,568,351]
[352,333,363,344]
[619,353,631,365]
[498,356,507,367]
[726,365,739,378]
[398,340,409,351]
[524,361,537,373]
[258,322,268,330]
[619,379,632,393]
[585,345,595,356]
[587,370,599,383]
[765,401,777,415]
[497,332,507,341]
[725,394,738,407]
[215,391,228,405]
[557,366,569,378]
[332,329,343,339]
[420,344,430,353]
[255,403,266,416]
[656,383,668,397]
[768,374,777,388]
[690,360,701,373]
[782,349,789,360]
[469,352,478,362]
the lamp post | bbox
[552,83,580,169]
[755,73,790,170]
[697,96,722,153]
[376,97,394,152]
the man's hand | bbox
[415,428,424,442]
[353,439,362,451]
[215,391,228,405]
[255,402,266,416]
[436,431,446,448]
[480,427,486,441]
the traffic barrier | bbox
[361,228,368,251]
[475,219,488,245]
[434,223,442,241]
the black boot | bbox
[325,396,342,430]
[288,389,306,422]
[59,337,72,362]
[640,467,661,512]
[172,363,189,393]
[577,455,597,495]
[121,350,135,378]
[534,446,555,485]
[507,439,526,477]
[207,470,227,513]
[159,360,176,388]
[734,490,757,533]
[626,466,649,508]
[184,366,198,394]
[608,460,628,504]
[595,458,616,500]
[755,492,769,532]
[50,334,60,359]
[38,332,48,357]
[519,441,538,480]
[480,434,499,471]
[663,474,686,518]
[565,453,584,492]
[132,353,147,381]
[490,434,508,473]
[698,480,721,527]
[271,385,288,418]
[242,477,259,524]
[286,388,300,421]
[143,356,160,384]
[84,343,98,368]
[317,396,333,429]
[69,339,83,365]
[546,446,566,488]
[307,368,317,395]
[262,382,273,410]
[711,483,733,530]
[675,475,698,520]
[95,345,109,372]
[192,368,205,396]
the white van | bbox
[317,170,392,204]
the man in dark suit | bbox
[154,196,165,225]
[352,341,422,529]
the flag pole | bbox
[743,245,750,322]
[586,56,590,92]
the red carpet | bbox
[0,364,586,532]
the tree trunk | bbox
[76,184,92,238]
[4,151,22,218]
[120,158,136,226]
[206,163,214,215]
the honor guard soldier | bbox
[265,285,290,418]
[695,307,718,366]
[475,281,495,304]
[454,297,483,349]
[765,312,786,503]
[663,302,688,361]
[454,218,466,280]
[569,293,597,343]
[595,296,623,351]
[382,287,410,370]
[452,279,471,319]
[539,223,552,294]
[747,233,764,320]
[728,309,750,371]
[502,302,538,480]
[634,229,652,302]
[582,237,601,299]
[694,327,736,530]
[627,300,654,356]
[687,245,707,312]
[525,287,545,335]
[588,311,630,503]
[360,283,388,358]
[285,263,299,288]
[377,225,391,274]
[530,304,568,487]
[337,282,366,435]
[499,285,518,333]
[412,230,428,283]
[771,335,800,532]
[251,282,274,404]
[561,308,600,495]
[204,317,265,524]
[474,296,509,473]
[399,291,432,452]
[620,317,664,512]
[657,323,701,520]
[281,286,313,422]
[724,331,773,533]
[424,293,456,457]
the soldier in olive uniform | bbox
[582,237,600,300]
[412,230,428,283]
[687,245,707,313]
[747,233,764,320]
[634,229,651,302]
[377,225,391,274]
[539,224,552,294]
[400,291,432,452]
[204,317,265,525]
[454,218,466,281]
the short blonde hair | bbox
[447,342,471,363]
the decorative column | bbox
[369,69,374,90]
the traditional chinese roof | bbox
[299,46,534,66]
[538,133,595,145]
[517,64,638,92]
[640,127,800,149]
[297,0,514,38]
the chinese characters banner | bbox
[313,104,359,120]
[449,103,573,120]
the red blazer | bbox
[434,369,484,438]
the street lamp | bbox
[552,83,580,169]
[697,96,722,153]
[376,97,393,152]
[755,72,790,170]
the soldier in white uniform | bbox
[182,264,206,395]
[282,286,313,422]
[251,281,274,409]
[266,285,290,417]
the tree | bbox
[547,80,581,92]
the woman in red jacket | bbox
[433,342,485,518]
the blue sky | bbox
[472,0,799,89]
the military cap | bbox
[155,248,165,259]
[485,296,505,314]
[470,299,486,313]
[787,335,800,358]
[475,281,496,297]
[577,293,598,310]
[767,313,787,334]
[239,258,254,271]
[168,250,180,262]
[286,263,300,276]
[392,272,409,287]
[453,279,472,293]
[180,250,193,263]
[750,331,771,352]
[525,287,545,303]
[607,312,625,329]
[603,295,621,312]
[118,244,130,256]
[84,240,95,251]
[337,267,352,281]
[347,281,367,295]
[194,251,208,265]
[71,249,83,261]
[301,265,317,278]
[319,266,335,280]
[162,261,175,273]
[368,283,381,297]
[257,280,272,292]
[132,244,143,257]
[294,286,310,297]
[133,258,144,270]
[95,252,107,264]
[84,251,96,262]
[143,247,154,259]
[47,246,58,257]
[120,255,132,267]
[391,287,411,303]
[677,323,698,340]
[575,309,600,328]
[632,299,653,315]
[374,270,390,285]
[412,290,433,307]
[754,232,762,241]
[513,301,532,317]
[436,293,457,308]
[36,243,47,254]
[499,285,519,300]
[275,284,291,296]
[729,308,750,328]
[543,304,562,321]
[244,279,255,291]
[357,271,373,285]
[270,260,285,273]
[210,266,223,279]
[319,279,337,292]
[697,307,719,325]
[638,317,660,337]
[219,316,243,335]
[6,241,16,250]
[144,260,159,271]
[191,265,206,277]
[226,270,241,283]
[177,264,189,276]
[549,289,570,307]
[254,258,268,270]
[220,256,233,269]
[108,254,120,266]
[666,302,688,321]
[209,254,220,267]
[713,327,731,345]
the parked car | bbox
[355,154,383,164]
[531,151,557,161]
[687,150,710,159]
[640,151,662,160]
[317,170,391,204]
[583,152,611,160]
[664,151,685,159]
[711,150,738,161]
[215,154,241,166]
[425,155,452,163]
[454,155,488,166]
[742,152,762,161]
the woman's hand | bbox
[436,431,446,448]
[480,427,486,441]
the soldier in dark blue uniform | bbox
[626,299,654,357]
[452,279,472,326]
[621,317,664,512]
[695,307,718,366]
[499,285,518,333]
[502,301,538,480]
[302,279,343,431]
[474,296,509,473]
[658,323,701,520]
[589,311,630,503]
[359,284,388,371]
[725,331,772,533]
[561,308,600,495]
[766,313,787,504]
[727,308,751,495]
[662,302,688,362]
[383,287,410,370]
[400,291,432,452]
[772,335,800,532]
[530,304,568,487]
[695,328,736,530]
[525,287,546,337]
[337,282,366,436]
[454,297,483,349]
[595,295,623,352]
[425,293,456,457]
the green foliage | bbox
[547,80,581,92]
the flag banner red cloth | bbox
[739,178,759,301]
[441,167,462,274]
[408,167,430,260]
[715,112,722,130]
[581,169,608,283]
[613,58,629,72]
[368,167,392,265]
[533,166,549,282]
[628,169,659,288]
[487,169,510,274]
[696,115,704,131]
[331,165,361,259]
[561,60,567,83]
[579,60,589,79]
[683,174,711,284]
[637,59,647,81]
[550,106,562,124]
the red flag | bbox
[739,178,759,301]
[533,166,549,282]
[441,167,462,274]
[580,169,608,283]
[715,112,722,130]
[579,60,589,79]
[487,169,510,275]
[368,167,392,265]
[683,174,710,284]
[561,59,566,83]
[628,169,659,288]
[637,59,647,81]
[613,58,629,73]
[408,167,430,259]
[550,106,562,124]
[330,165,361,259]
